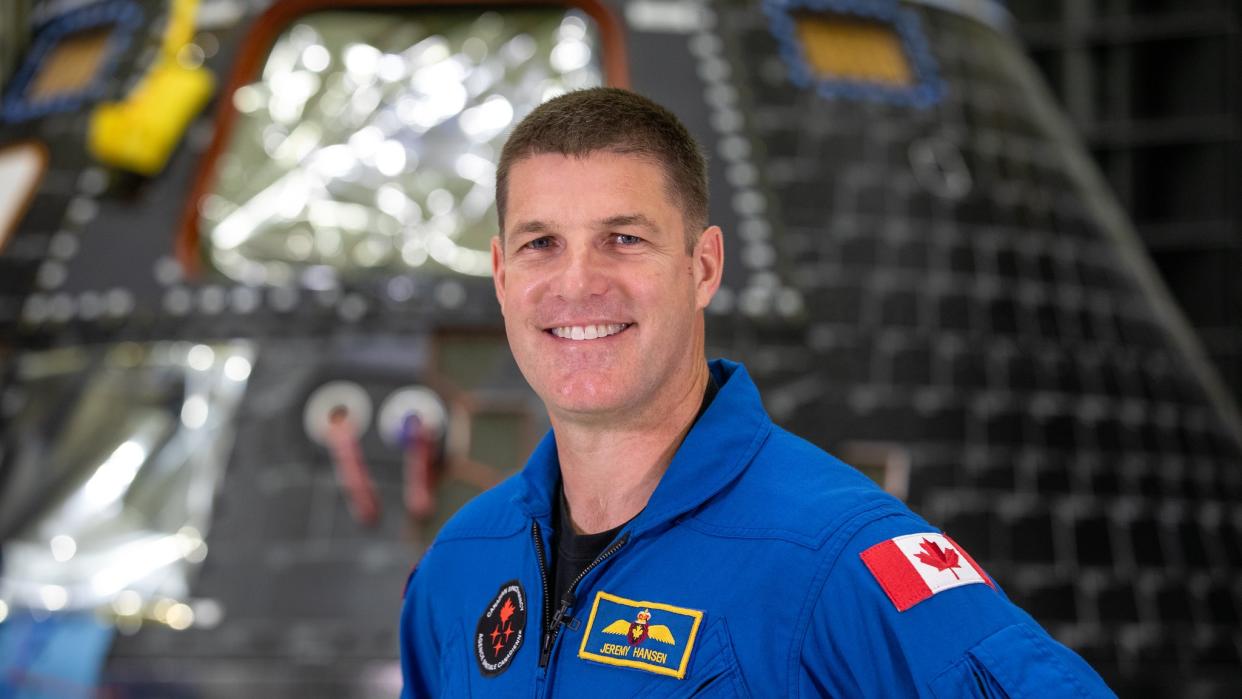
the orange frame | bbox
[175,0,630,278]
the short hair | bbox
[495,87,708,251]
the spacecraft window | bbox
[29,28,114,100]
[187,1,623,286]
[767,0,943,107]
[0,1,143,123]
[793,12,914,86]
[0,342,253,617]
[0,141,49,255]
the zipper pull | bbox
[550,591,576,630]
[539,591,576,666]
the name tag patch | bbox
[578,591,703,679]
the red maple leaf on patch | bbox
[914,538,961,579]
[498,598,516,624]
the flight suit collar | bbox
[511,359,773,537]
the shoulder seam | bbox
[681,439,896,549]
[432,484,528,544]
[433,524,526,545]
[784,503,923,696]
[679,518,830,549]
[679,488,894,549]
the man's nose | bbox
[551,243,611,300]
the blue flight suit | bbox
[400,359,1114,697]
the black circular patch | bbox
[474,580,527,676]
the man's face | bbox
[492,151,722,423]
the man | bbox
[400,88,1113,697]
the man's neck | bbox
[551,362,710,535]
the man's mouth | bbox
[546,323,631,341]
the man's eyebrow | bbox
[599,213,658,231]
[508,220,557,238]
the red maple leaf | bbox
[913,538,961,579]
[498,598,516,624]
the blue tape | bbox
[763,0,945,109]
[0,0,143,124]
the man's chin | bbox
[538,383,633,423]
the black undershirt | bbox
[551,373,720,607]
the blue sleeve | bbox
[399,561,440,699]
[799,513,1115,698]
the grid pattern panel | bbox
[716,2,1242,693]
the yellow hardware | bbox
[87,0,214,175]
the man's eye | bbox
[524,237,553,250]
[613,234,642,245]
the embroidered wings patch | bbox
[578,591,703,679]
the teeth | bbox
[551,323,629,340]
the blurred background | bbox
[0,0,1238,697]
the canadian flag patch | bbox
[860,533,994,612]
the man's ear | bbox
[693,225,724,310]
[491,234,506,314]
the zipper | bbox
[532,520,553,666]
[531,520,629,668]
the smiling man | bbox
[399,88,1112,697]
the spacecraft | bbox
[0,0,1239,696]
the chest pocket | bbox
[645,618,750,699]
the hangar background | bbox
[1010,0,1241,412]
[0,0,1238,697]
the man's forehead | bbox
[505,155,678,218]
[506,149,666,180]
